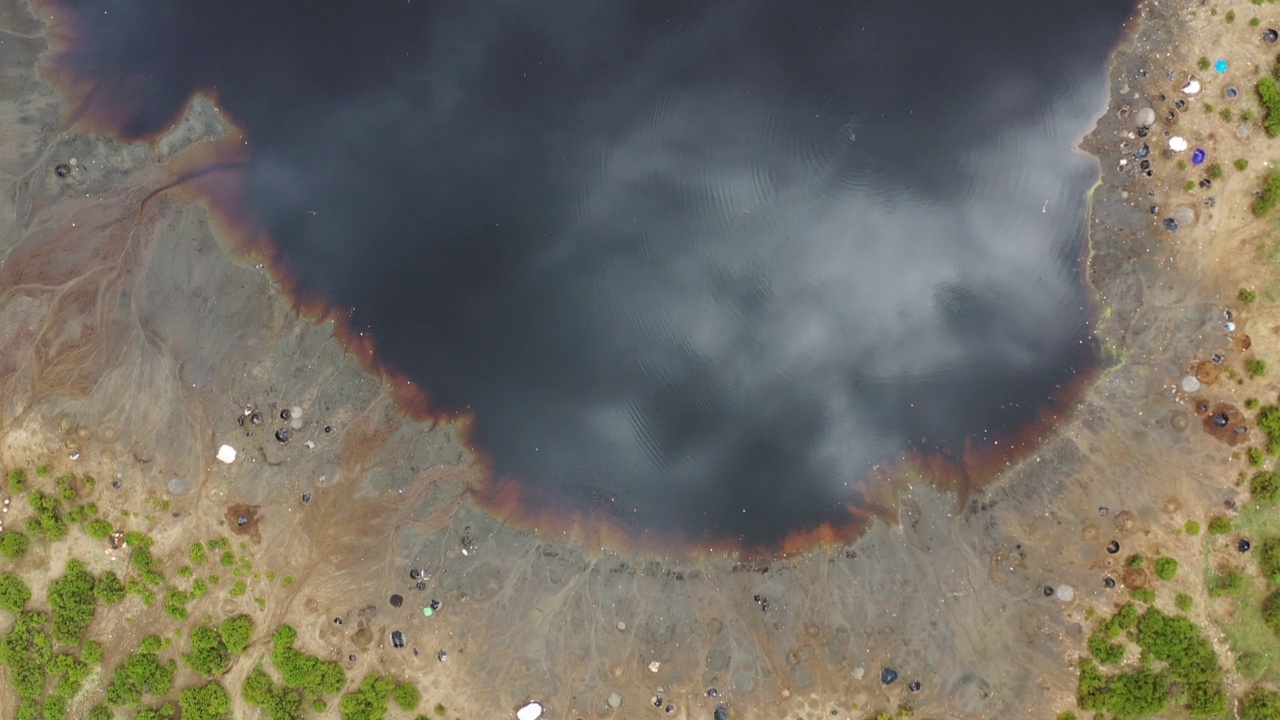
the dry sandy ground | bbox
[2,0,1279,718]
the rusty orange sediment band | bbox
[30,0,1110,560]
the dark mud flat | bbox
[0,0,1255,718]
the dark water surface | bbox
[52,0,1134,548]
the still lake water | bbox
[55,0,1135,546]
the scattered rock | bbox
[880,667,898,685]
[714,705,728,720]
[216,444,237,464]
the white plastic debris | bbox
[1182,78,1201,95]
[648,661,661,673]
[1168,136,1188,152]
[853,666,866,680]
[517,702,543,720]
[216,444,238,464]
[1226,321,1237,332]
[1181,375,1201,393]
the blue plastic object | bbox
[1191,148,1206,165]
[1215,59,1228,73]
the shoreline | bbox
[6,0,1280,718]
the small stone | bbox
[349,654,356,661]
[880,667,898,685]
[648,661,661,673]
[607,692,621,709]
[1043,586,1054,597]
[436,650,447,662]
[301,492,312,503]
[275,428,292,443]
[216,444,237,464]
[54,163,70,178]
[714,705,728,720]
[1098,506,1109,517]
[617,621,626,631]
[908,680,922,692]
[410,568,421,579]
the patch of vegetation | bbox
[1176,593,1194,612]
[1241,686,1280,720]
[1239,158,1252,172]
[229,580,248,598]
[184,625,231,677]
[1127,554,1145,569]
[1255,471,1280,504]
[1249,398,1262,411]
[1248,358,1270,378]
[179,681,232,720]
[1263,589,1280,636]
[1186,520,1202,536]
[243,667,304,720]
[26,490,67,541]
[105,650,177,706]
[1255,173,1280,217]
[1227,9,1237,21]
[1198,56,1211,71]
[1154,557,1178,581]
[219,614,254,654]
[1242,288,1260,303]
[1209,516,1234,535]
[1208,567,1247,597]
[1207,161,1224,178]
[47,559,96,644]
[94,570,126,605]
[0,530,30,560]
[1251,447,1267,467]
[8,468,27,494]
[1131,587,1156,604]
[1263,539,1280,583]
[164,589,191,620]
[270,625,346,697]
[0,573,31,613]
[84,518,113,539]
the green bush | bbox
[87,706,111,720]
[179,681,232,720]
[391,683,420,711]
[0,572,31,613]
[1238,158,1252,172]
[8,468,27,494]
[84,519,113,539]
[338,674,398,720]
[1242,287,1260,303]
[0,530,30,560]
[1255,172,1280,216]
[25,490,67,541]
[1251,447,1267,467]
[164,589,190,620]
[82,639,103,665]
[1185,520,1201,536]
[1248,358,1270,378]
[185,625,231,677]
[190,542,207,565]
[1258,407,1280,455]
[1126,554,1144,569]
[1154,557,1178,581]
[1131,587,1156,604]
[1176,593,1193,612]
[1208,567,1246,597]
[1208,516,1233,535]
[219,614,254,654]
[243,667,304,720]
[230,580,248,598]
[1087,631,1125,664]
[1207,162,1223,180]
[105,652,176,706]
[271,624,346,696]
[95,571,126,605]
[48,559,96,643]
[1260,76,1280,138]
[139,635,163,653]
[1261,537,1280,582]
[1241,686,1280,720]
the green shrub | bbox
[1154,557,1178,581]
[1127,554,1144,569]
[1176,593,1193,612]
[179,681,232,720]
[243,667,304,720]
[82,640,103,665]
[0,530,30,560]
[219,614,254,654]
[26,490,67,541]
[1241,686,1280,720]
[185,625,230,676]
[1248,358,1270,378]
[1260,77,1280,138]
[95,571,125,605]
[391,683,420,711]
[1208,568,1246,597]
[48,559,96,643]
[1255,471,1280,503]
[1261,538,1280,582]
[1250,447,1267,467]
[1208,516,1233,535]
[164,589,190,620]
[0,572,32,614]
[1249,398,1262,410]
[7,468,26,494]
[87,706,111,720]
[84,519,113,539]
[1198,57,1211,71]
[1088,631,1125,664]
[1131,587,1156,604]
[190,542,207,565]
[220,552,234,567]
[139,634,163,653]
[1255,172,1280,216]
[1238,158,1252,172]
[105,652,176,706]
[271,625,346,696]
[1242,287,1260,303]
[1207,162,1224,179]
[230,580,247,598]
[1227,9,1237,21]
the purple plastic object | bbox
[1191,148,1206,165]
